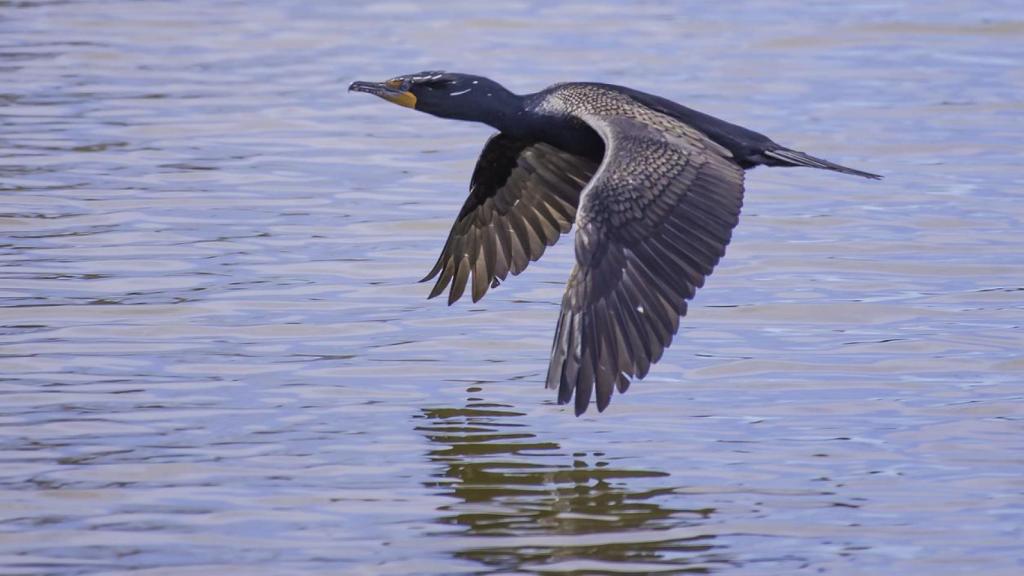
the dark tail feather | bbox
[764,147,882,180]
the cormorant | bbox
[349,71,880,416]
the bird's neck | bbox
[453,88,603,158]
[473,90,529,135]
[477,92,575,147]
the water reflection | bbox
[415,388,729,574]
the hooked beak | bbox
[348,79,417,109]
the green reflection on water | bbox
[414,392,731,574]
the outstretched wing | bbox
[422,133,599,304]
[547,114,745,415]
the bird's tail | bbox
[764,147,882,180]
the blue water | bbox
[2,1,1022,574]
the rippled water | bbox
[2,1,1022,574]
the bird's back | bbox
[534,82,774,167]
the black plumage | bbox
[349,71,880,415]
[421,134,599,304]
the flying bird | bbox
[349,71,880,415]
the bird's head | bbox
[349,71,519,124]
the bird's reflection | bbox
[414,387,731,573]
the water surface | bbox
[2,1,1022,574]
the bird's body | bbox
[350,71,879,415]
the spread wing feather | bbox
[546,114,745,415]
[422,133,599,304]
